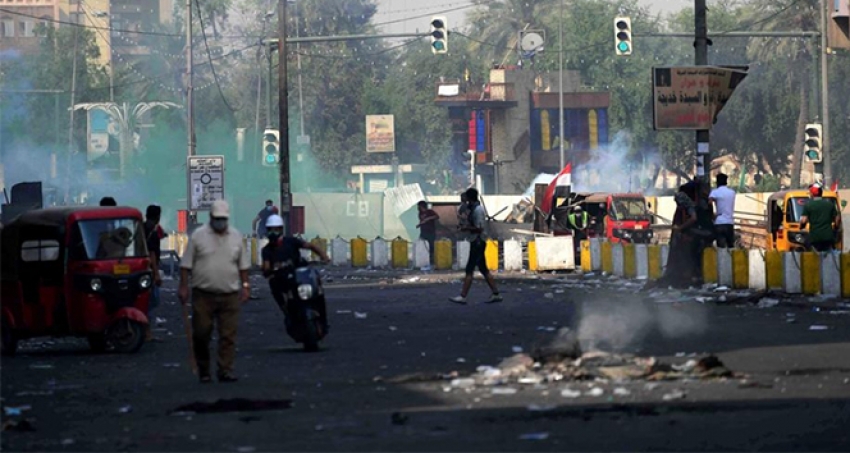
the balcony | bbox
[434,81,517,109]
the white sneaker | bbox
[449,296,467,305]
[486,293,503,303]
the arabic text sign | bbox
[366,115,395,153]
[653,66,747,130]
[187,155,225,211]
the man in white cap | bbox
[178,200,251,383]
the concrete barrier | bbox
[434,239,453,270]
[456,240,470,271]
[731,249,749,290]
[842,253,850,298]
[766,250,783,289]
[392,238,409,268]
[783,252,802,294]
[703,248,718,284]
[590,238,602,271]
[580,240,592,272]
[504,240,523,271]
[351,237,368,267]
[414,239,430,269]
[601,241,613,274]
[717,248,733,287]
[371,238,389,268]
[623,244,637,278]
[635,244,649,279]
[748,250,766,290]
[821,252,841,296]
[648,245,663,280]
[527,241,538,272]
[332,237,348,266]
[612,243,624,277]
[535,236,575,271]
[485,239,499,271]
[800,252,820,295]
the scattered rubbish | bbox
[388,326,398,331]
[170,399,292,415]
[391,412,409,425]
[544,293,554,299]
[809,325,829,331]
[585,387,604,397]
[491,387,518,395]
[118,405,133,414]
[662,389,687,401]
[757,298,780,308]
[456,358,466,363]
[155,317,167,326]
[2,420,35,432]
[314,424,324,431]
[713,286,730,292]
[613,387,631,396]
[29,364,54,370]
[518,375,543,385]
[519,432,550,441]
[527,404,556,412]
[450,378,475,389]
[675,352,686,357]
[354,312,368,319]
[512,346,523,353]
[3,406,32,416]
[561,389,581,398]
[644,383,659,391]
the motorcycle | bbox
[269,261,328,352]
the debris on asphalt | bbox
[354,312,368,319]
[388,326,398,331]
[757,298,780,308]
[585,387,604,397]
[560,388,581,398]
[613,387,631,396]
[662,389,687,401]
[118,405,133,414]
[3,405,32,416]
[491,387,518,395]
[456,358,466,363]
[519,432,550,440]
[809,325,829,331]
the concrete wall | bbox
[490,70,537,195]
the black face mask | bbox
[267,229,283,242]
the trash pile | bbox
[443,329,738,393]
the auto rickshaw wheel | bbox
[1,316,18,356]
[107,319,145,354]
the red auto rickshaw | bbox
[1,207,152,355]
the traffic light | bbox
[430,16,448,54]
[803,123,822,163]
[262,128,279,167]
[614,17,632,56]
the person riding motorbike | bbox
[261,215,330,330]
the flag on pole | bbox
[541,163,572,215]
[830,180,839,192]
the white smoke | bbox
[573,131,661,194]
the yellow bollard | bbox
[434,239,453,270]
[250,237,259,266]
[528,241,538,272]
[841,253,850,299]
[580,240,592,272]
[702,248,718,284]
[310,236,328,261]
[623,244,637,278]
[392,237,409,269]
[801,251,820,295]
[732,249,749,289]
[485,239,499,271]
[765,250,783,289]
[648,245,662,280]
[601,241,613,274]
[350,237,368,267]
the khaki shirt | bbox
[181,224,250,293]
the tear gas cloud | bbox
[576,299,708,352]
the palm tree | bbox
[745,0,820,188]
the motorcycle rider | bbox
[261,215,330,330]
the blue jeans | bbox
[149,285,161,314]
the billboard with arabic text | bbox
[652,66,748,130]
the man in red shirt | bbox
[416,201,440,267]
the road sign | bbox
[187,155,225,211]
[652,65,748,130]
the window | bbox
[72,218,147,260]
[21,239,61,262]
[22,20,34,37]
[2,20,13,37]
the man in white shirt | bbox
[709,173,736,248]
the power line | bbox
[292,37,422,60]
[195,0,236,111]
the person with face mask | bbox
[252,199,276,239]
[261,215,330,332]
[178,200,250,383]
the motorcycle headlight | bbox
[139,274,152,289]
[90,278,102,292]
[297,284,313,300]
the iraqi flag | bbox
[830,180,839,192]
[541,163,572,215]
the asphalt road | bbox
[2,272,850,452]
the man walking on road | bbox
[800,185,841,252]
[178,200,251,383]
[709,173,736,248]
[449,188,501,304]
[143,205,163,342]
[416,200,440,267]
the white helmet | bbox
[266,214,284,228]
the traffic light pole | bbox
[819,0,831,186]
[695,0,710,187]
[277,0,292,234]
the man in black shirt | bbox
[143,205,163,342]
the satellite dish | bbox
[519,31,545,53]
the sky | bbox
[374,0,694,34]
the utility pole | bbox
[295,0,305,138]
[186,0,196,223]
[266,48,273,128]
[558,0,565,170]
[66,0,82,204]
[694,0,710,185]
[820,0,831,186]
[278,0,292,234]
